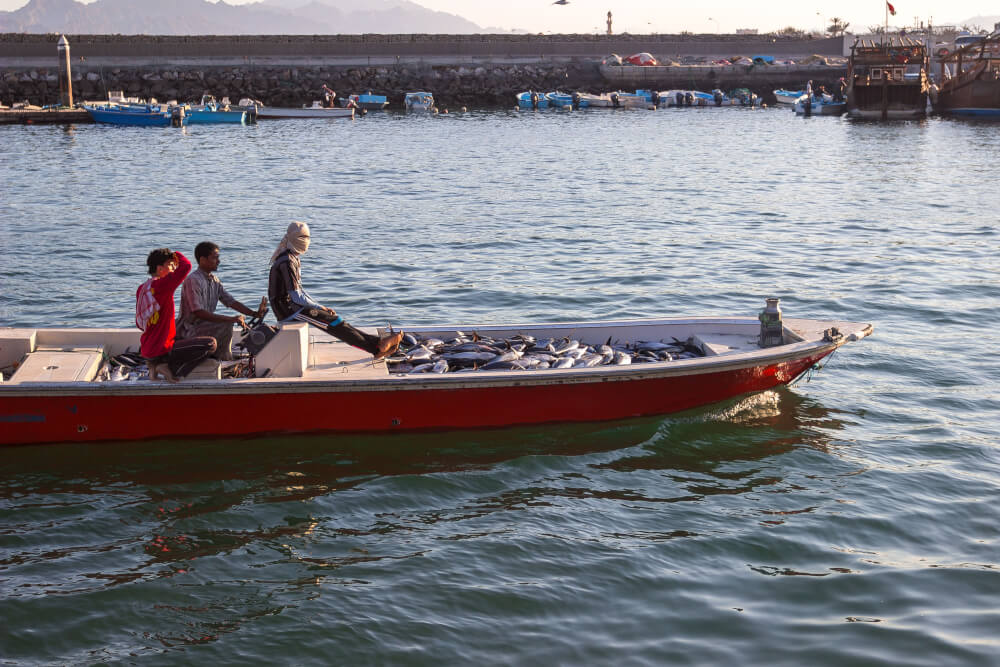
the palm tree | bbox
[826,17,850,37]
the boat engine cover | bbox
[243,323,278,356]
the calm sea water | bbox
[1,108,999,665]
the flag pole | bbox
[884,1,888,46]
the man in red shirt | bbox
[137,248,217,382]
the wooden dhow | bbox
[933,31,1000,117]
[847,37,929,120]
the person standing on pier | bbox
[268,221,402,360]
[176,241,268,361]
[136,249,217,382]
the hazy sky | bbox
[0,0,995,34]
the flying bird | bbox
[553,0,569,5]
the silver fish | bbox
[431,359,449,373]
[407,363,434,373]
[481,359,529,371]
[553,357,576,369]
[490,348,523,364]
[406,345,434,361]
[442,351,495,363]
[553,339,579,355]
[634,341,672,352]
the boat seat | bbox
[254,323,309,378]
[185,358,221,380]
[7,349,103,384]
[691,333,759,356]
[0,329,37,371]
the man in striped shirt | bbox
[177,242,267,361]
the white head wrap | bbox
[270,221,311,263]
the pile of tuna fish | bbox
[387,331,706,375]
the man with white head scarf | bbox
[268,221,402,359]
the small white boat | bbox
[575,93,614,108]
[256,102,354,119]
[774,89,805,105]
[659,90,697,107]
[608,91,653,109]
[794,94,847,116]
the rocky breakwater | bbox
[0,61,605,109]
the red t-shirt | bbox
[138,252,191,359]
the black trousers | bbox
[290,307,380,356]
[147,336,218,377]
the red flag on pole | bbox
[886,1,896,16]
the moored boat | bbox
[729,88,759,106]
[575,92,615,108]
[83,103,186,127]
[932,30,1000,117]
[545,91,586,109]
[847,37,929,120]
[774,88,805,105]
[607,91,653,109]
[349,92,389,111]
[793,93,847,116]
[185,94,247,124]
[404,91,436,112]
[0,308,872,446]
[517,91,550,110]
[256,102,355,119]
[658,90,692,107]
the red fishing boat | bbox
[0,309,872,446]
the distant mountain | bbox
[957,15,1000,31]
[0,0,485,34]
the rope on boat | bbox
[788,347,838,387]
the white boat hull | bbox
[257,107,354,119]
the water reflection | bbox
[0,388,852,600]
[595,389,847,475]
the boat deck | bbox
[305,334,389,380]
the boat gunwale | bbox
[0,317,872,397]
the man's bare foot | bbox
[374,331,403,360]
[150,363,180,383]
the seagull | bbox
[553,0,569,5]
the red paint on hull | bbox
[0,352,828,446]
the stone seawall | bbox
[0,61,849,109]
[1,62,609,108]
[0,33,847,108]
[0,33,846,60]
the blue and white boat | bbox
[545,91,574,109]
[349,93,389,111]
[657,90,690,107]
[185,95,247,124]
[729,88,759,106]
[404,92,435,112]
[793,93,847,116]
[774,89,805,105]
[691,91,718,107]
[83,103,185,127]
[517,91,550,110]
